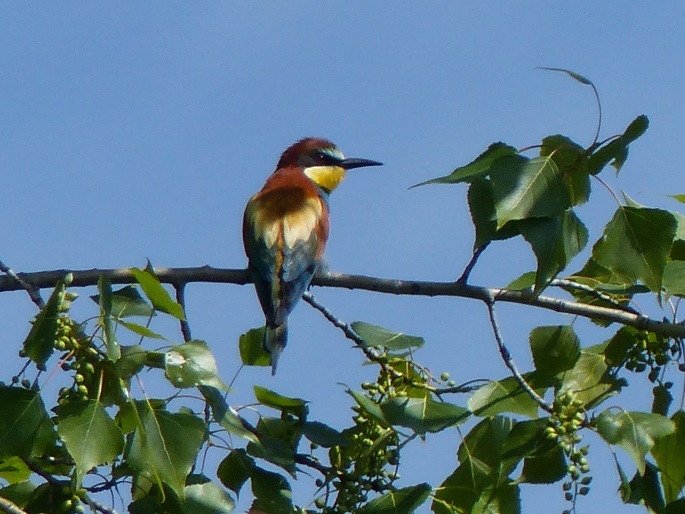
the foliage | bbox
[2,71,685,514]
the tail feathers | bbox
[264,321,288,375]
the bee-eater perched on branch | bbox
[243,138,382,374]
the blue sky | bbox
[1,3,683,512]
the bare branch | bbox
[0,497,27,514]
[0,266,681,339]
[174,282,192,342]
[0,258,44,308]
[483,293,553,413]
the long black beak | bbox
[340,157,383,170]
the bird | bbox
[243,138,382,374]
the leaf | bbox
[380,394,469,434]
[529,325,581,376]
[669,194,685,204]
[411,142,518,187]
[517,211,588,291]
[119,320,165,339]
[250,467,292,514]
[239,327,270,367]
[351,322,424,351]
[501,419,566,484]
[97,275,120,361]
[468,178,520,249]
[181,474,235,514]
[22,281,64,370]
[587,115,649,174]
[127,402,207,499]
[55,400,124,485]
[539,66,593,85]
[164,340,228,390]
[471,484,521,514]
[468,375,543,418]
[592,206,677,293]
[91,284,155,318]
[520,446,566,485]
[301,421,349,448]
[131,267,185,320]
[623,463,666,511]
[217,450,255,497]
[348,390,390,428]
[505,272,535,291]
[0,386,55,459]
[200,386,259,444]
[652,410,685,503]
[540,134,590,206]
[357,483,431,514]
[559,346,617,407]
[595,408,675,474]
[433,417,518,514]
[0,456,32,484]
[490,155,571,228]
[663,260,685,298]
[253,386,308,418]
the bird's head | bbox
[276,137,382,193]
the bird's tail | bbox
[264,321,288,375]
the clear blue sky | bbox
[1,3,683,512]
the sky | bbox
[1,2,684,513]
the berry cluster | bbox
[544,392,591,511]
[624,330,682,386]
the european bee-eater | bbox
[243,138,382,374]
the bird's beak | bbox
[340,157,383,170]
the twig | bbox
[483,292,552,413]
[82,496,120,514]
[550,278,640,315]
[301,291,390,370]
[457,243,489,284]
[0,266,681,338]
[174,282,192,342]
[0,258,44,308]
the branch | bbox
[0,266,682,338]
[0,497,27,514]
[483,293,552,413]
[0,258,44,308]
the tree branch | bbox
[0,266,681,338]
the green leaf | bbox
[357,483,431,514]
[181,474,235,514]
[468,178,520,248]
[592,206,677,293]
[472,484,521,514]
[0,386,55,459]
[351,322,424,351]
[603,326,640,368]
[116,345,148,381]
[624,463,666,511]
[301,421,349,448]
[238,327,270,367]
[381,394,469,434]
[92,285,155,318]
[250,466,292,514]
[119,321,165,340]
[22,281,64,370]
[517,211,588,291]
[468,375,543,418]
[0,456,32,484]
[246,418,297,473]
[217,449,255,497]
[663,260,685,298]
[505,272,536,291]
[596,408,675,474]
[55,400,124,485]
[490,155,571,228]
[200,386,259,444]
[587,115,649,174]
[253,386,308,418]
[164,340,228,390]
[529,325,581,376]
[0,480,37,508]
[348,390,391,428]
[501,418,566,484]
[652,410,685,503]
[669,194,685,204]
[433,417,518,514]
[520,446,566,485]
[540,134,590,206]
[559,346,616,407]
[131,267,185,320]
[97,275,120,361]
[411,142,518,187]
[127,402,206,499]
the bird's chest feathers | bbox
[303,165,346,193]
[255,192,326,251]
